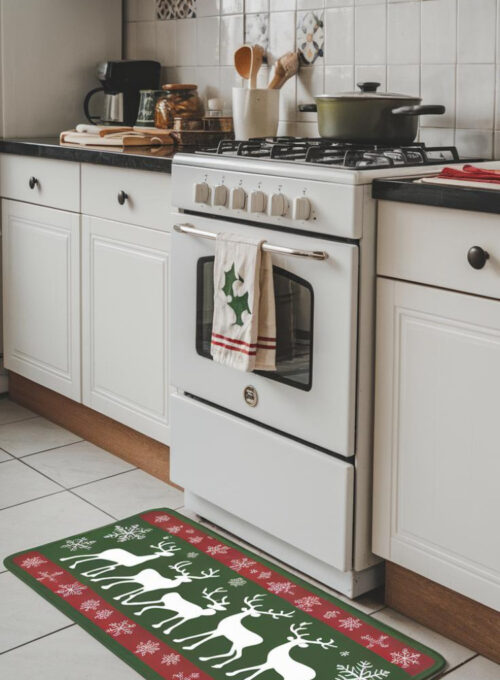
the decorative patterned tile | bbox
[297,10,324,64]
[245,13,270,51]
[156,0,196,20]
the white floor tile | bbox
[0,492,111,566]
[25,441,135,489]
[0,625,141,680]
[0,417,82,457]
[73,468,184,518]
[0,398,36,425]
[0,449,12,463]
[0,571,71,653]
[371,607,476,673]
[0,460,62,509]
[444,655,500,679]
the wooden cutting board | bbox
[417,176,500,191]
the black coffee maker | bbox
[84,60,161,126]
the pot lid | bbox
[316,82,420,101]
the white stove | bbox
[169,140,468,598]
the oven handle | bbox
[173,223,329,261]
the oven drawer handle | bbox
[173,223,329,261]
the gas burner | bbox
[197,138,461,169]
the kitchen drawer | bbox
[377,201,500,299]
[171,393,353,572]
[0,154,80,212]
[81,164,171,230]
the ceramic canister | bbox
[232,88,280,140]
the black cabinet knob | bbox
[467,246,490,270]
[117,190,128,205]
[29,176,39,190]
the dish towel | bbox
[211,233,276,372]
[438,164,500,184]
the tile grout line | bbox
[68,466,140,493]
[439,653,480,677]
[0,623,76,657]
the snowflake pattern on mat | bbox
[36,570,63,583]
[335,660,390,680]
[390,648,421,669]
[229,557,256,572]
[161,653,181,666]
[95,609,113,620]
[168,525,183,534]
[106,620,136,637]
[267,580,295,595]
[257,570,272,579]
[324,609,340,619]
[339,651,350,657]
[21,556,47,568]
[186,552,199,559]
[185,529,195,534]
[56,582,87,597]
[60,537,96,552]
[206,544,230,556]
[80,599,101,612]
[228,577,247,587]
[188,536,203,544]
[361,634,389,650]
[173,673,200,680]
[294,595,322,612]
[135,640,160,657]
[153,514,171,523]
[339,616,363,631]
[104,524,152,543]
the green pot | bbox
[299,82,445,145]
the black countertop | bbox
[0,137,186,173]
[373,176,500,215]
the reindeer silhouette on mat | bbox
[90,561,220,605]
[59,540,180,577]
[174,594,294,668]
[225,622,336,680]
[132,587,230,634]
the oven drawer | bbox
[378,201,500,300]
[171,393,354,572]
[0,154,80,212]
[81,164,171,230]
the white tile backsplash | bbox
[124,0,500,157]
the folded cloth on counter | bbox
[437,164,500,184]
[211,233,276,372]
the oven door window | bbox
[196,256,314,391]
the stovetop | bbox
[196,137,462,170]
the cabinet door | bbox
[373,278,500,610]
[82,216,170,443]
[2,200,81,399]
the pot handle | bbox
[298,104,317,112]
[392,104,446,117]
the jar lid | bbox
[162,83,198,91]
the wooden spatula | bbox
[268,50,300,90]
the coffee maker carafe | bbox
[84,60,161,126]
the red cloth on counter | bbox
[437,164,500,184]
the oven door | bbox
[171,214,359,457]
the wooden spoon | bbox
[268,50,300,90]
[234,45,252,84]
[249,45,264,89]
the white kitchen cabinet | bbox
[2,200,81,400]
[373,277,500,610]
[82,216,170,443]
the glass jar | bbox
[156,84,205,127]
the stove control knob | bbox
[269,193,288,217]
[249,190,266,213]
[231,187,247,210]
[293,196,312,221]
[213,184,228,207]
[194,182,210,204]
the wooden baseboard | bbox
[8,372,181,490]
[385,561,500,664]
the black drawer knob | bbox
[29,176,39,190]
[467,246,490,270]
[117,190,128,205]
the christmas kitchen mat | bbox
[5,508,445,680]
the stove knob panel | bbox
[293,196,312,221]
[269,193,288,217]
[213,184,228,206]
[249,190,266,213]
[231,187,247,210]
[194,182,210,204]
